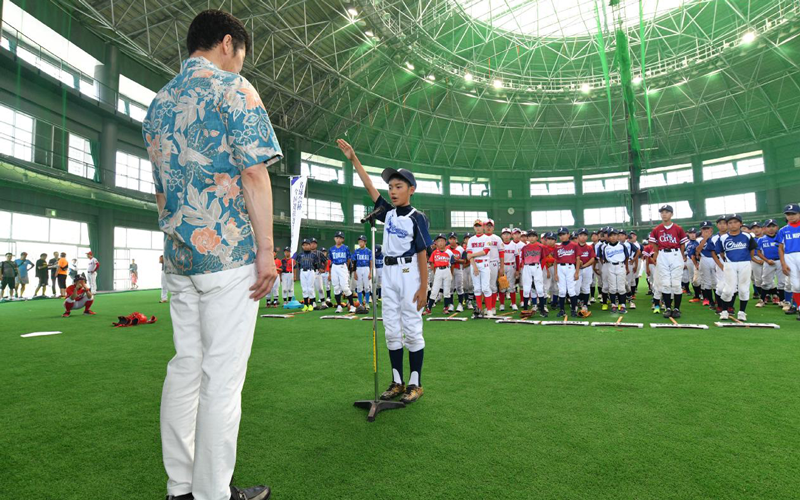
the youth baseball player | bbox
[461,233,474,309]
[626,231,642,308]
[519,231,547,317]
[374,245,384,299]
[86,251,100,293]
[328,231,356,313]
[778,204,800,318]
[711,216,729,312]
[696,221,717,307]
[340,139,432,404]
[353,235,373,310]
[716,214,757,321]
[467,221,491,318]
[649,204,689,319]
[575,228,595,317]
[280,246,295,304]
[427,234,455,313]
[499,228,518,311]
[446,233,466,311]
[482,220,505,316]
[603,229,630,314]
[62,273,95,317]
[756,219,783,307]
[749,222,765,302]
[553,227,582,317]
[295,239,321,311]
[543,232,557,309]
[266,249,281,307]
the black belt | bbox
[558,263,574,266]
[384,256,414,266]
[525,263,541,267]
[610,262,623,266]
[301,268,314,272]
[661,248,678,253]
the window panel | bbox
[704,193,757,216]
[640,201,694,222]
[583,207,630,226]
[703,152,764,181]
[0,211,10,238]
[49,219,81,244]
[306,198,345,222]
[450,211,488,228]
[737,157,765,175]
[0,103,35,162]
[115,151,155,194]
[582,173,629,193]
[11,213,49,241]
[67,133,96,180]
[530,177,575,196]
[530,210,574,227]
[451,177,490,197]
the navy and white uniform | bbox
[709,233,727,296]
[627,241,641,290]
[353,246,372,294]
[375,251,384,289]
[294,250,322,299]
[758,234,783,291]
[698,236,717,291]
[603,243,629,295]
[683,239,699,285]
[374,196,432,353]
[778,223,800,293]
[719,232,756,302]
[597,241,610,294]
[329,244,352,296]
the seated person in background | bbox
[63,273,96,318]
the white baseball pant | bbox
[785,253,800,293]
[607,263,627,295]
[502,264,517,292]
[578,266,593,295]
[161,271,169,301]
[471,261,491,297]
[64,294,91,310]
[489,261,500,293]
[268,276,280,299]
[88,271,97,293]
[700,256,717,290]
[162,264,259,500]
[521,264,544,299]
[300,270,315,299]
[656,250,684,295]
[556,264,577,298]
[721,261,752,302]
[649,263,662,301]
[601,263,611,293]
[431,267,452,301]
[452,267,464,295]
[751,261,764,290]
[761,261,785,291]
[354,267,372,293]
[330,264,352,296]
[382,256,424,352]
[375,268,382,289]
[281,273,294,299]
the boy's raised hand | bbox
[337,139,356,161]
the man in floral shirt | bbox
[142,10,281,500]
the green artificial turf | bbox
[2,285,800,499]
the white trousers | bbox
[489,261,500,293]
[452,267,464,295]
[785,253,800,293]
[657,250,684,295]
[65,295,91,310]
[161,264,259,500]
[502,264,517,292]
[721,261,752,302]
[88,271,97,293]
[472,262,491,297]
[268,276,280,299]
[715,262,726,295]
[627,264,639,289]
[700,256,717,290]
[354,267,372,293]
[649,263,662,300]
[557,264,577,298]
[578,266,593,295]
[521,264,544,298]
[375,268,382,288]
[460,267,473,293]
[281,273,294,299]
[314,272,328,297]
[543,266,554,297]
[431,267,452,300]
[300,270,315,298]
[601,263,611,293]
[761,261,785,291]
[607,263,627,295]
[751,262,764,289]
[330,264,351,296]
[382,257,424,352]
[161,271,169,301]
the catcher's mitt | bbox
[520,309,534,319]
[497,275,510,290]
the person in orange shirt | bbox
[57,252,69,297]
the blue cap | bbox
[577,228,588,235]
[716,215,727,223]
[284,246,290,251]
[701,220,713,229]
[302,238,310,244]
[659,204,674,213]
[748,221,761,228]
[688,227,698,233]
[358,234,367,241]
[727,213,743,223]
[527,229,538,236]
[376,245,382,253]
[448,232,458,238]
[435,233,446,241]
[545,232,555,239]
[335,231,344,238]
[764,219,778,227]
[557,226,569,235]
[784,203,800,214]
[463,233,472,239]
[320,247,327,252]
[608,228,618,235]
[381,167,417,188]
[310,237,318,243]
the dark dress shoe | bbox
[166,494,193,500]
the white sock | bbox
[393,368,402,384]
[408,371,419,386]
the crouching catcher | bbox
[63,273,95,317]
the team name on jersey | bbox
[556,247,575,258]
[431,251,451,267]
[722,239,750,252]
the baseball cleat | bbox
[663,308,672,319]
[456,303,464,312]
[380,382,406,400]
[335,305,343,313]
[671,309,681,319]
[539,308,548,318]
[689,298,701,303]
[601,303,609,311]
[719,310,729,320]
[499,304,505,312]
[511,304,518,311]
[570,310,579,318]
[400,385,424,404]
[737,311,747,322]
[772,296,781,305]
[422,308,431,316]
[786,306,798,315]
[62,312,70,318]
[653,305,661,314]
[472,309,483,319]
[702,299,710,306]
[755,300,765,308]
[349,305,357,313]
[629,302,636,309]
[610,304,618,314]
[486,309,496,318]
[165,493,193,500]
[230,484,271,500]
[467,302,474,310]
[618,306,627,315]
[557,310,566,318]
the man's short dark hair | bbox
[187,10,251,55]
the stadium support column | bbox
[763,146,781,213]
[574,175,585,227]
[344,155,353,226]
[96,44,120,188]
[691,157,705,220]
[96,210,114,292]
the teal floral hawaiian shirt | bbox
[142,57,282,275]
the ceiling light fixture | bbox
[580,83,591,94]
[347,8,358,16]
[405,62,414,70]
[464,73,473,82]
[365,30,374,37]
[741,31,756,44]
[427,74,436,81]
[493,79,503,89]
[632,76,642,85]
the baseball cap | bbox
[434,233,446,241]
[484,218,495,226]
[716,215,727,223]
[700,220,713,229]
[86,251,93,256]
[463,233,472,239]
[546,232,556,239]
[591,230,598,235]
[749,221,761,228]
[334,231,344,238]
[784,203,800,214]
[320,247,327,252]
[727,213,743,223]
[310,237,318,243]
[577,228,588,235]
[527,230,538,236]
[659,204,674,213]
[557,226,569,235]
[284,246,290,251]
[302,238,310,244]
[764,219,778,227]
[74,273,87,282]
[570,231,578,238]
[687,227,697,233]
[473,219,483,227]
[448,232,458,238]
[358,235,366,241]
[501,227,511,234]
[618,229,627,235]
[381,167,417,188]
[512,228,521,234]
[376,245,382,253]
[629,230,637,235]
[608,228,618,235]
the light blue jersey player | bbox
[777,204,800,316]
[329,233,355,313]
[353,235,373,307]
[339,138,432,405]
[374,245,384,299]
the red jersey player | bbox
[553,227,583,317]
[649,204,689,318]
[63,273,95,317]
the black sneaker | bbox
[570,310,578,318]
[663,308,672,319]
[231,485,271,500]
[786,305,798,315]
[671,309,681,319]
[166,495,193,500]
[472,309,483,319]
[557,309,566,317]
[539,308,548,318]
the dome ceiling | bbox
[50,0,800,172]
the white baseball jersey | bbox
[466,234,487,262]
[446,245,464,267]
[503,241,519,266]
[87,257,99,273]
[483,234,504,263]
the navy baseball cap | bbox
[749,221,761,228]
[320,247,327,252]
[358,234,367,241]
[608,228,618,235]
[310,237,318,243]
[283,246,290,251]
[334,231,344,238]
[557,226,569,235]
[764,219,778,227]
[659,204,674,213]
[302,238,310,244]
[381,167,417,188]
[545,232,556,239]
[527,230,538,236]
[701,220,713,229]
[434,233,446,241]
[716,215,727,223]
[448,232,458,238]
[376,245,382,252]
[784,203,800,214]
[463,233,472,239]
[726,213,743,223]
[688,227,697,233]
[577,228,588,235]
[618,229,627,235]
[591,230,598,235]
[628,230,637,236]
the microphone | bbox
[360,205,385,224]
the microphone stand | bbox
[353,209,405,421]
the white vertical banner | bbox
[290,175,308,255]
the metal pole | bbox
[370,220,379,402]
